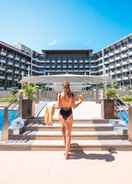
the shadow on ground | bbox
[69,143,117,162]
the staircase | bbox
[1,101,132,151]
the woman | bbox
[57,81,83,160]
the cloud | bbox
[48,40,57,46]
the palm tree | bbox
[20,83,39,118]
[22,83,39,100]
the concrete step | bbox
[26,123,114,131]
[9,130,128,141]
[1,139,132,151]
[28,118,109,124]
[54,119,109,124]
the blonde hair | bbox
[63,81,74,98]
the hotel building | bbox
[0,33,132,89]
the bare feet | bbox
[65,153,69,160]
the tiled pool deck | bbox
[0,151,132,184]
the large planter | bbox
[102,99,115,119]
[21,99,34,119]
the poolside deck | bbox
[0,150,132,184]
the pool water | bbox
[117,111,128,124]
[0,109,18,130]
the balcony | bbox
[122,61,128,65]
[7,76,12,80]
[121,47,127,51]
[110,71,115,75]
[8,61,13,65]
[0,59,6,64]
[74,60,78,63]
[85,60,89,63]
[109,65,115,69]
[33,70,43,74]
[121,54,127,58]
[128,51,132,56]
[15,56,20,60]
[109,52,114,56]
[115,56,120,60]
[104,60,109,64]
[68,60,72,63]
[129,59,132,64]
[57,60,61,63]
[122,68,128,72]
[7,69,13,73]
[8,54,14,59]
[116,78,122,81]
[109,58,114,63]
[122,76,128,80]
[104,54,109,58]
[115,63,120,67]
[128,43,132,48]
[21,59,26,63]
[105,66,109,70]
[15,64,19,67]
[15,70,19,74]
[85,66,90,69]
[0,51,6,56]
[21,65,25,69]
[116,70,121,74]
[14,78,18,81]
[0,66,5,71]
[0,76,5,79]
[114,49,120,54]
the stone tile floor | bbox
[0,150,132,184]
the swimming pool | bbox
[0,109,18,130]
[117,111,128,125]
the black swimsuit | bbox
[59,108,72,120]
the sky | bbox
[0,0,131,52]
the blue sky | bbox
[0,0,131,51]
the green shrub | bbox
[105,87,117,99]
[121,95,132,104]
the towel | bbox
[44,104,55,125]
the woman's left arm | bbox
[72,95,84,109]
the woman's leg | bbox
[65,115,73,160]
[59,115,66,146]
[62,125,66,146]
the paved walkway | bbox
[0,150,132,184]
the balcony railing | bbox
[122,76,128,80]
[8,61,13,65]
[0,75,5,79]
[0,59,6,64]
[8,54,14,58]
[128,52,132,56]
[7,69,13,73]
[115,63,120,67]
[122,68,128,72]
[0,66,5,71]
[121,47,127,51]
[15,64,19,67]
[128,44,132,48]
[122,61,128,65]
[15,56,20,60]
[15,70,19,74]
[0,51,6,56]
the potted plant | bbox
[19,83,39,119]
[102,86,117,119]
